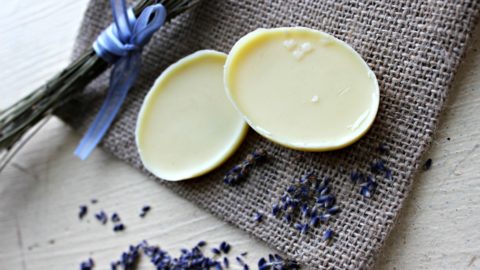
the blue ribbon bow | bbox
[74,0,166,160]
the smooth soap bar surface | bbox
[224,27,379,151]
[136,50,247,181]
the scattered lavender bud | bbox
[224,149,267,185]
[286,185,296,193]
[371,159,386,173]
[319,185,330,196]
[236,256,246,266]
[258,257,267,268]
[219,241,231,254]
[350,170,363,183]
[113,223,125,232]
[80,258,94,270]
[322,229,334,242]
[385,168,392,180]
[247,148,267,164]
[272,204,280,216]
[79,205,88,220]
[111,245,139,269]
[360,177,377,198]
[322,176,331,185]
[243,265,250,270]
[300,204,309,217]
[319,213,331,222]
[268,171,341,236]
[301,223,309,234]
[317,194,335,208]
[253,212,263,223]
[324,196,336,209]
[139,205,151,218]
[212,248,221,255]
[316,194,332,204]
[197,240,207,247]
[294,223,309,234]
[423,158,432,171]
[111,213,120,223]
[223,257,229,268]
[258,254,300,270]
[310,216,320,227]
[327,206,341,215]
[298,173,309,184]
[360,185,372,197]
[240,252,248,256]
[95,211,107,225]
[378,143,390,154]
[90,199,98,204]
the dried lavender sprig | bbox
[0,0,200,173]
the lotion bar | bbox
[136,50,247,181]
[224,27,379,151]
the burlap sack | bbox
[57,0,480,269]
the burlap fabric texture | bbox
[57,1,480,269]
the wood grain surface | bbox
[0,1,479,269]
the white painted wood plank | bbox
[0,0,479,269]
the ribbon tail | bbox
[74,54,141,160]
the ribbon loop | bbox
[75,0,166,160]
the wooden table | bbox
[1,1,479,269]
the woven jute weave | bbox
[58,0,480,269]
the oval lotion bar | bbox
[136,50,247,181]
[224,27,379,151]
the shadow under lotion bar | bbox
[224,27,380,151]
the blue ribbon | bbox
[74,0,166,160]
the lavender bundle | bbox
[0,0,199,172]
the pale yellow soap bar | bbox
[224,27,379,151]
[136,50,247,181]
